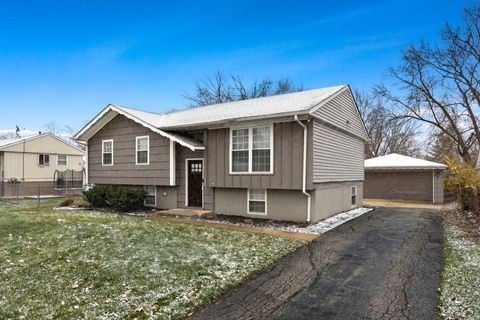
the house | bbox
[74,85,368,223]
[364,153,447,204]
[0,133,85,197]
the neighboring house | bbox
[364,153,447,204]
[75,85,368,223]
[0,133,85,197]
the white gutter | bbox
[294,115,311,223]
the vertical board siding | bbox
[88,114,171,185]
[313,89,367,140]
[176,146,213,209]
[205,121,312,190]
[312,120,364,183]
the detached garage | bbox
[364,153,447,204]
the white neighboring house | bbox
[0,133,85,197]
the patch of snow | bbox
[200,207,373,235]
[270,207,373,235]
[54,206,86,211]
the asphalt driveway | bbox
[192,207,443,320]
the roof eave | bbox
[158,111,311,130]
[75,104,203,151]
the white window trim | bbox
[247,188,268,215]
[38,154,50,166]
[144,186,157,207]
[351,185,357,207]
[102,139,114,166]
[184,158,204,208]
[229,124,274,175]
[57,154,68,166]
[135,135,150,165]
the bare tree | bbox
[184,71,303,107]
[42,121,62,136]
[376,4,480,162]
[356,90,422,158]
[41,121,78,145]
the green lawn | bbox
[0,199,305,319]
[440,220,480,319]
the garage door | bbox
[364,170,433,202]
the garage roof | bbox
[365,153,447,170]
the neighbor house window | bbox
[57,154,67,166]
[351,186,357,206]
[102,139,113,166]
[144,186,156,206]
[230,125,273,174]
[248,189,267,214]
[38,154,50,166]
[136,136,149,165]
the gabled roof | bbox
[75,85,349,144]
[365,153,448,170]
[0,133,85,153]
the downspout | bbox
[294,115,311,223]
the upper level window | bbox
[230,125,273,174]
[38,154,50,166]
[136,136,149,165]
[102,139,113,166]
[57,154,67,166]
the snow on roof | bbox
[114,85,347,129]
[0,138,18,147]
[365,153,448,170]
[75,84,349,142]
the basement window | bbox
[248,189,267,215]
[144,186,156,206]
[351,186,357,207]
[38,154,50,166]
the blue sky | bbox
[0,0,474,133]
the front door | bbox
[187,159,203,207]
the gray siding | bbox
[312,181,363,222]
[312,88,367,140]
[156,186,178,209]
[205,121,313,190]
[214,188,308,222]
[88,114,171,186]
[312,120,365,183]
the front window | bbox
[38,154,50,166]
[231,129,249,172]
[231,125,272,174]
[144,186,156,206]
[351,186,357,206]
[248,189,267,214]
[136,136,149,165]
[57,154,67,166]
[102,139,113,166]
